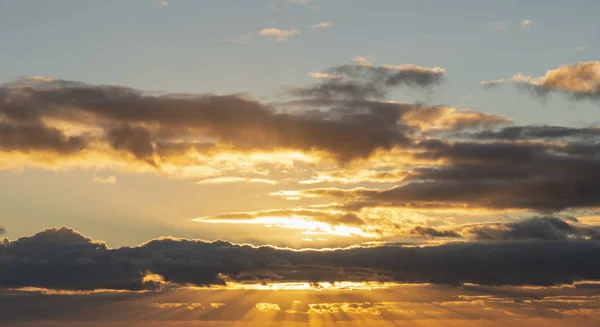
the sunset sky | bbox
[2,0,600,326]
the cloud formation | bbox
[259,28,301,42]
[310,22,332,29]
[0,61,463,172]
[482,62,600,101]
[521,19,532,28]
[3,227,600,291]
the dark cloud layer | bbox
[2,227,600,290]
[465,216,600,241]
[1,75,453,164]
[472,125,600,140]
[412,216,600,241]
[291,135,600,211]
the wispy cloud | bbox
[481,62,600,101]
[196,177,278,185]
[310,21,332,29]
[154,1,168,8]
[520,19,532,28]
[308,72,342,80]
[259,28,301,42]
[289,0,319,8]
[566,45,587,53]
[93,174,117,184]
[226,34,252,45]
[493,21,505,31]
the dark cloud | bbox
[409,226,461,238]
[409,216,600,241]
[3,227,600,290]
[0,122,86,154]
[289,62,445,101]
[286,80,386,100]
[106,125,157,166]
[326,63,446,88]
[0,78,421,163]
[464,216,600,241]
[471,125,600,140]
[290,137,600,211]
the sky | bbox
[1,0,600,325]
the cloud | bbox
[195,208,370,237]
[0,226,5,235]
[410,226,461,238]
[482,62,600,101]
[258,28,301,42]
[308,72,342,80]
[275,136,600,211]
[0,75,425,166]
[289,60,446,103]
[493,21,505,31]
[464,216,600,241]
[154,1,168,8]
[93,174,116,184]
[521,19,532,28]
[566,45,587,52]
[226,34,251,45]
[326,62,446,88]
[470,125,600,140]
[3,226,600,290]
[196,177,278,185]
[310,22,332,29]
[409,216,600,241]
[481,78,508,88]
[0,122,87,154]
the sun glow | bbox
[205,281,401,291]
[195,216,377,237]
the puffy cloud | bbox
[3,226,600,290]
[483,62,600,101]
[521,19,532,28]
[258,28,301,42]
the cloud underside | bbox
[2,227,600,291]
[3,61,600,215]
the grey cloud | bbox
[471,125,600,140]
[466,216,600,241]
[412,216,600,241]
[0,79,417,163]
[3,227,600,290]
[327,63,445,88]
[410,226,461,238]
[289,62,445,101]
[0,122,87,154]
